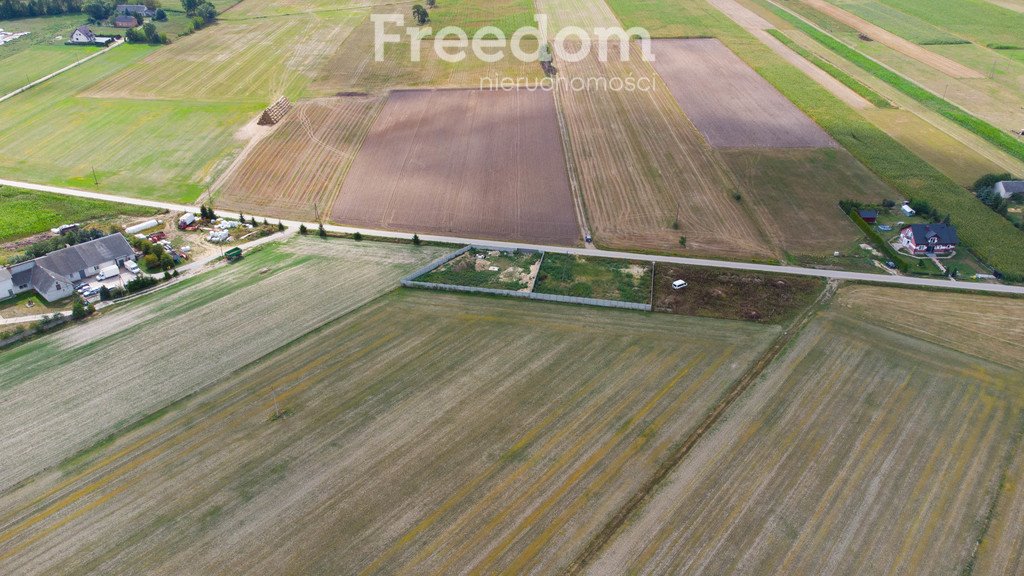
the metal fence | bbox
[401,245,652,312]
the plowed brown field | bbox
[214,96,385,220]
[650,38,836,148]
[330,88,580,244]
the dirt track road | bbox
[2,177,1022,295]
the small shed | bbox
[857,209,878,224]
[901,204,916,217]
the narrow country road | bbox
[3,177,1022,295]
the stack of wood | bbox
[258,97,292,126]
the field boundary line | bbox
[2,178,1023,295]
[0,39,124,104]
[565,280,838,573]
[551,85,592,246]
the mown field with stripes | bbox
[0,289,775,574]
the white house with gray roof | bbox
[1,234,137,302]
[995,181,1024,199]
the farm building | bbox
[994,180,1024,199]
[116,4,155,17]
[114,15,138,28]
[258,97,292,126]
[68,26,115,46]
[899,223,959,256]
[857,209,878,224]
[0,234,137,302]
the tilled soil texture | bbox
[330,88,581,245]
[650,38,837,148]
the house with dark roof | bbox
[857,209,878,224]
[116,4,155,17]
[899,223,959,256]
[995,181,1024,199]
[1,234,137,302]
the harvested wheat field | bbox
[0,291,776,574]
[0,237,446,494]
[330,88,580,245]
[834,284,1024,372]
[552,42,773,257]
[651,38,835,149]
[214,96,385,220]
[590,303,1024,574]
[86,12,362,101]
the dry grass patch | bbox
[0,291,776,574]
[834,284,1024,371]
[214,95,386,220]
[720,147,891,255]
[330,88,580,244]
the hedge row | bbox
[765,28,892,108]
[848,209,909,271]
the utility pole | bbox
[91,166,99,186]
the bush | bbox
[353,231,363,241]
[143,253,160,271]
[71,298,88,320]
[299,224,308,235]
[126,275,159,293]
[318,223,327,237]
[412,234,421,245]
[99,285,111,301]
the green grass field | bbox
[0,44,258,203]
[869,0,1024,51]
[534,254,652,303]
[604,0,1024,280]
[0,185,161,243]
[830,0,968,45]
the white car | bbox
[124,261,140,274]
[672,279,688,290]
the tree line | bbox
[0,0,81,20]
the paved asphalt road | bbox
[4,177,1023,295]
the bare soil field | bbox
[720,148,891,255]
[834,284,1024,371]
[330,88,580,245]
[650,38,836,148]
[798,0,985,78]
[652,263,824,322]
[0,291,777,574]
[0,237,446,494]
[214,96,386,220]
[590,308,1024,574]
[552,43,773,257]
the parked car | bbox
[672,279,688,290]
[885,260,897,270]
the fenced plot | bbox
[330,89,580,245]
[650,38,836,148]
